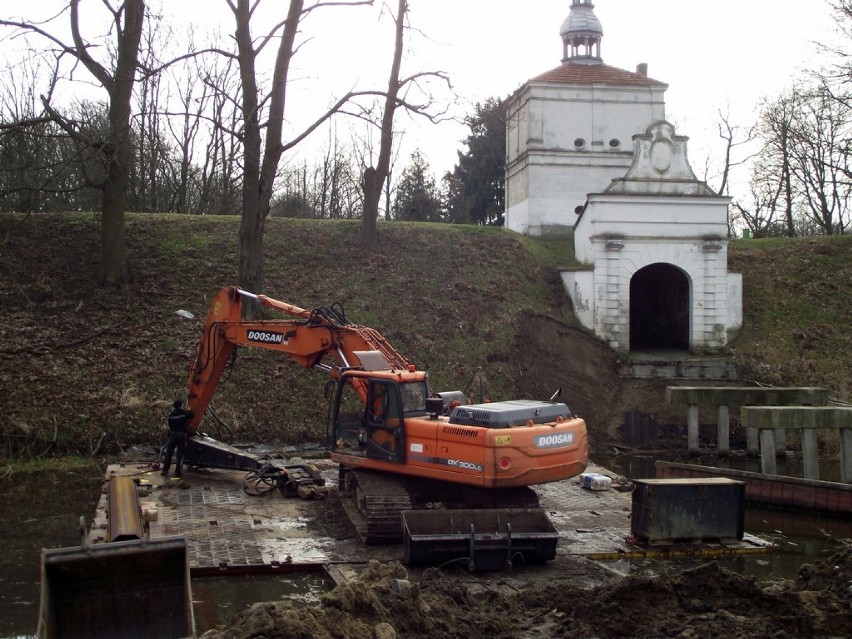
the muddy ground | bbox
[200,548,852,639]
[195,315,849,639]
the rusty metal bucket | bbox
[37,536,194,639]
[37,475,195,638]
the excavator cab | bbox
[329,372,426,463]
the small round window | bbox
[574,137,586,148]
[609,138,620,149]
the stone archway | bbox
[629,263,690,352]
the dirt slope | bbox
[0,213,660,456]
[0,213,849,459]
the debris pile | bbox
[201,548,852,639]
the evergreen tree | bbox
[392,150,442,222]
[444,97,506,226]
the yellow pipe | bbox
[587,546,770,561]
[107,476,144,543]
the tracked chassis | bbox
[337,467,543,544]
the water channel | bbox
[0,465,326,638]
[594,449,852,580]
[1,453,849,638]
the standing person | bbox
[161,399,194,478]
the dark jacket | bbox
[167,408,195,433]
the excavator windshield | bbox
[400,381,428,415]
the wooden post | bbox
[842,428,852,485]
[687,404,700,455]
[717,404,730,456]
[801,428,820,481]
[760,429,777,475]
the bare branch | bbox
[69,0,113,89]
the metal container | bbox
[631,477,745,545]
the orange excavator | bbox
[182,286,589,546]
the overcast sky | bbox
[268,0,842,191]
[4,0,844,196]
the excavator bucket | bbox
[37,536,194,639]
[402,508,558,571]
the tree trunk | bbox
[99,0,145,287]
[238,187,265,293]
[101,181,129,287]
[234,0,302,313]
[360,0,406,249]
[362,167,379,248]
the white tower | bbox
[505,1,667,237]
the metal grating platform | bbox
[94,462,770,576]
[157,485,264,569]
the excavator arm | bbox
[186,286,413,433]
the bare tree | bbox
[787,84,851,234]
[357,0,450,247]
[0,57,65,213]
[222,0,376,308]
[360,0,406,248]
[712,107,757,198]
[273,131,364,220]
[197,54,243,215]
[822,0,852,85]
[730,181,783,238]
[1,0,146,287]
[755,90,803,236]
[133,13,171,213]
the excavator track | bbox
[338,467,542,544]
[338,468,413,544]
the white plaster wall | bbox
[578,237,733,351]
[574,196,728,263]
[505,80,666,237]
[571,194,738,351]
[529,84,666,151]
[727,272,743,336]
[508,155,639,234]
[560,268,595,329]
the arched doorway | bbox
[629,263,690,352]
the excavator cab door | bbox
[364,380,405,462]
[329,380,365,449]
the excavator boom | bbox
[187,286,411,432]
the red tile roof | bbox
[531,62,667,87]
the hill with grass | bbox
[0,212,849,460]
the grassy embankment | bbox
[727,235,851,399]
[0,212,849,464]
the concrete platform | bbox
[89,461,770,578]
